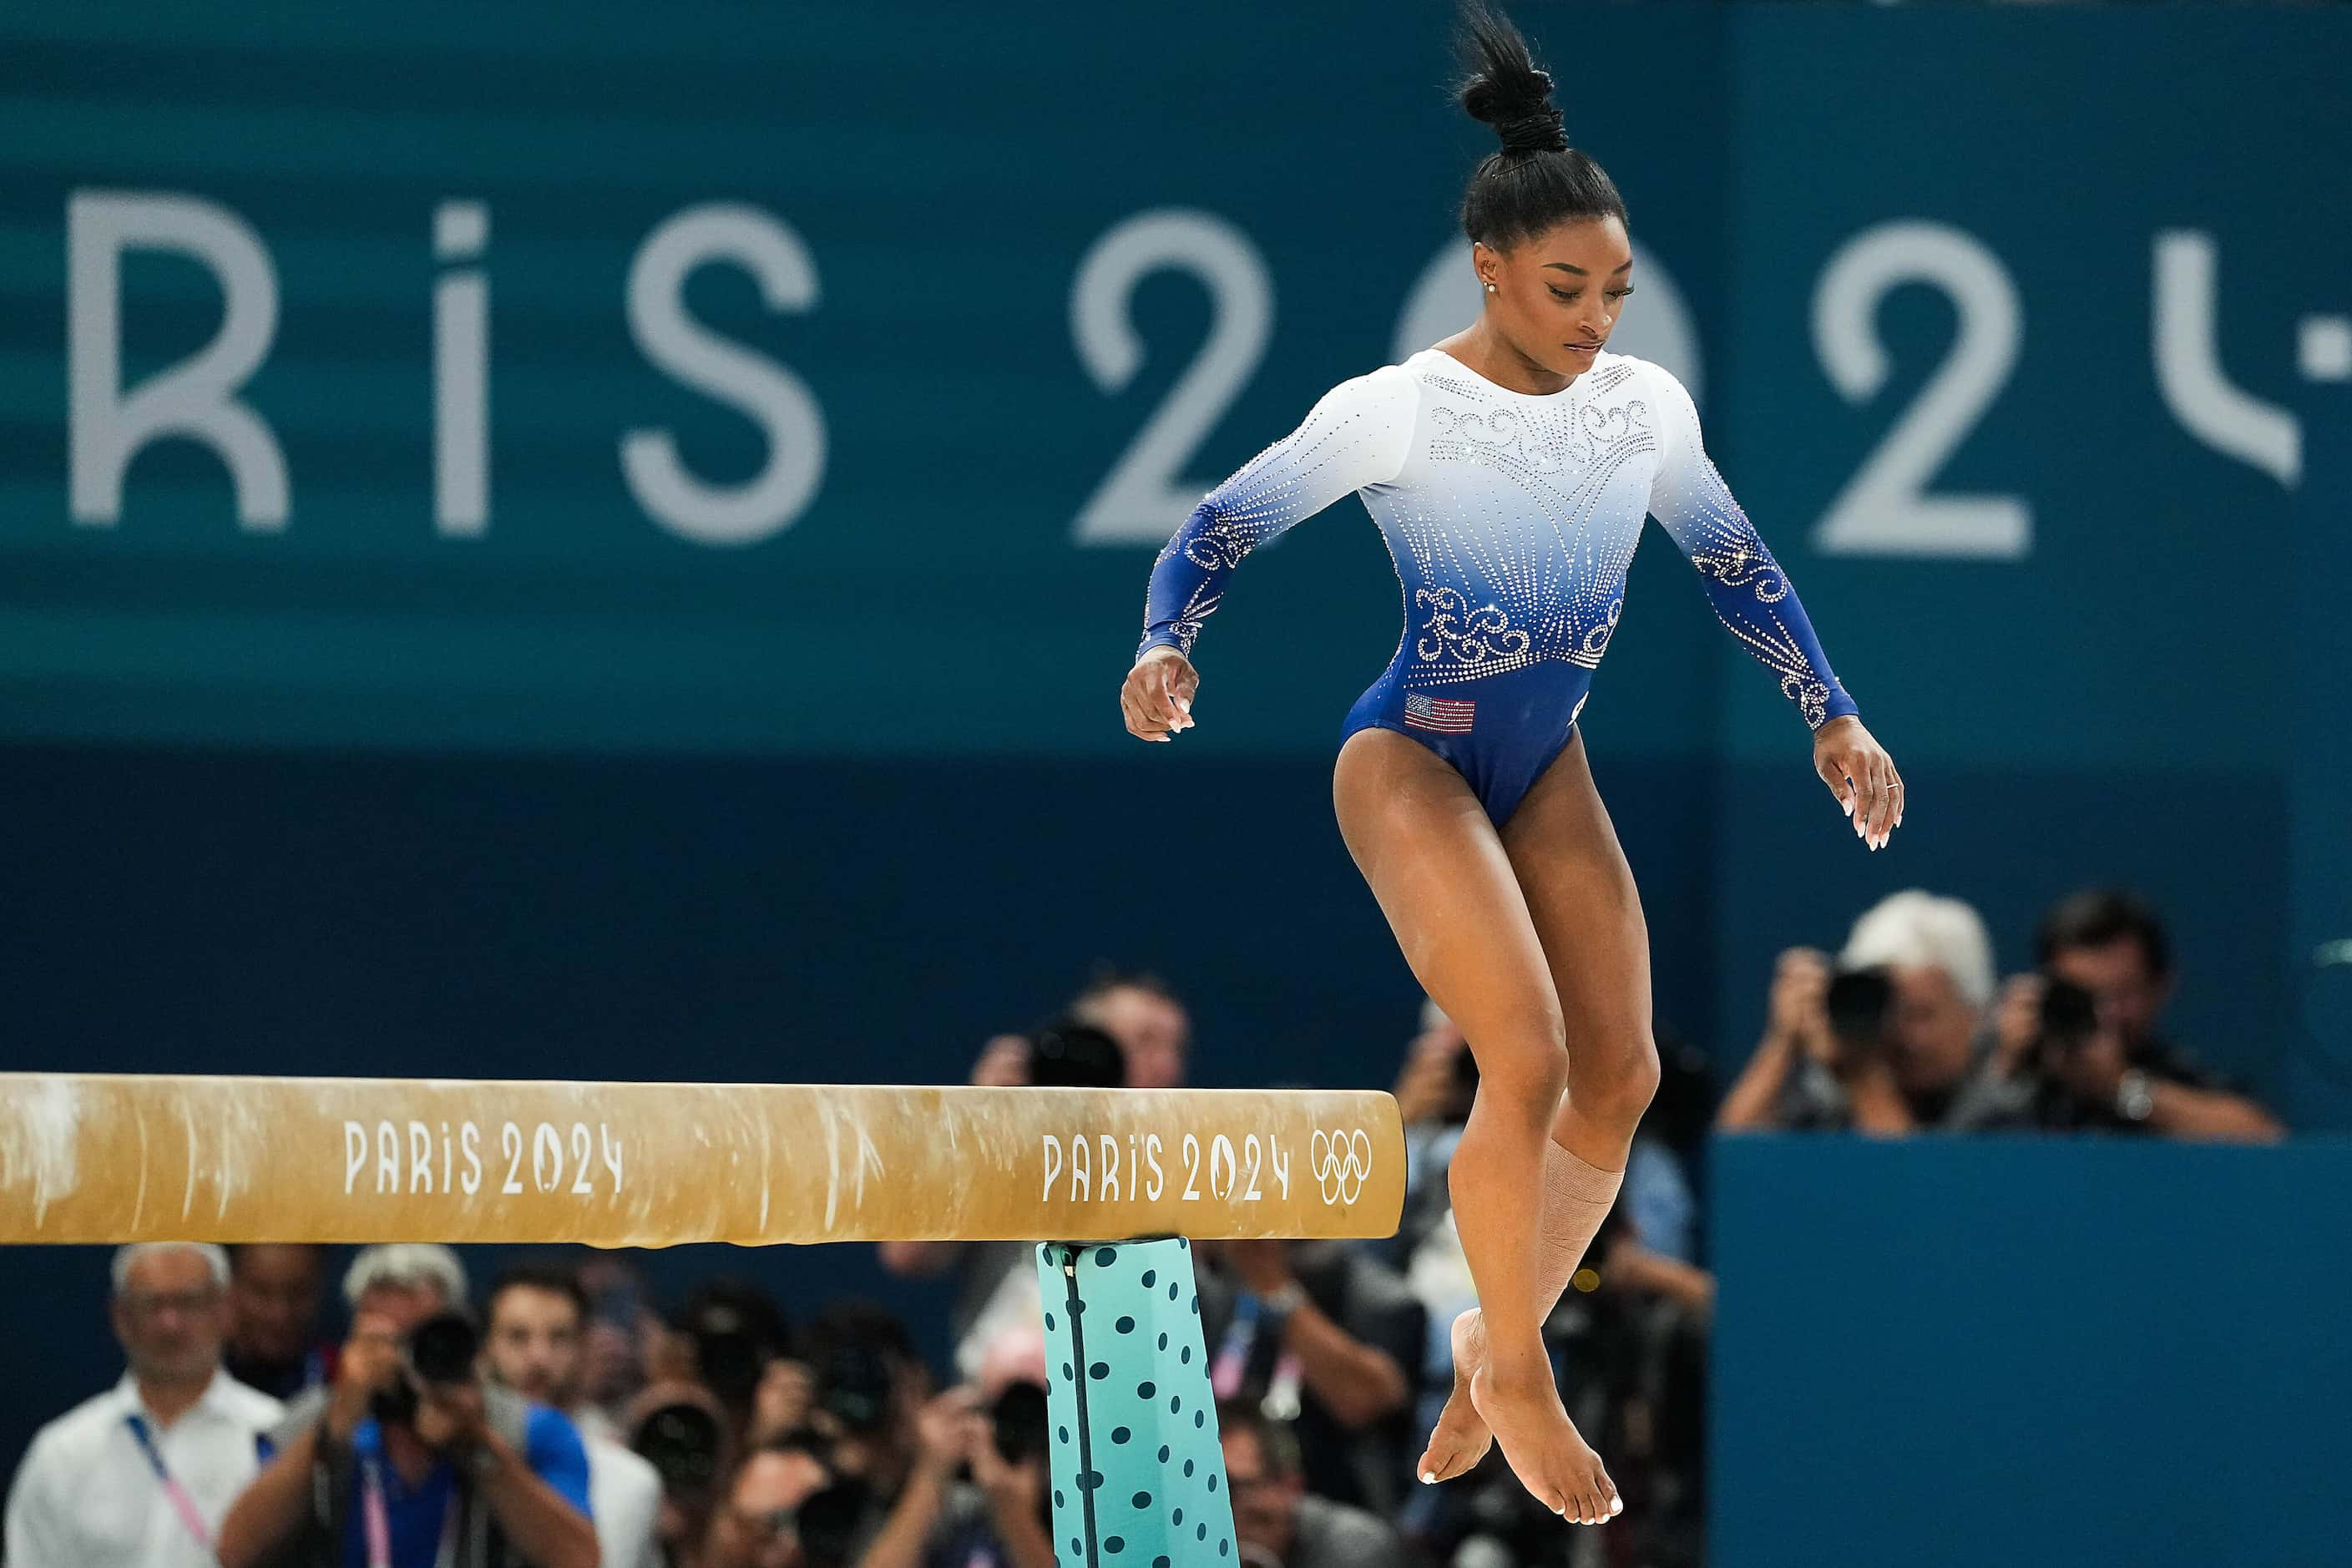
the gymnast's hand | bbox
[1813,715,1904,852]
[1120,646,1199,743]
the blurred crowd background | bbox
[3,0,2348,1565]
[3,900,2300,1567]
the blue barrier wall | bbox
[1710,1135,2352,1568]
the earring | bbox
[1484,282,1497,294]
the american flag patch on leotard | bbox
[1403,692,1475,733]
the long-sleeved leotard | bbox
[1136,346,1858,826]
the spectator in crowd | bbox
[847,1385,1054,1568]
[6,1242,284,1566]
[1067,965,1192,1090]
[1218,1399,1409,1568]
[484,1258,666,1568]
[1717,889,1999,1134]
[224,1243,333,1400]
[1967,889,2284,1140]
[797,1302,928,1540]
[628,1379,738,1568]
[577,1252,660,1439]
[882,1016,1129,1381]
[218,1243,595,1568]
[1194,1236,1424,1518]
[674,1277,797,1449]
[706,1436,846,1568]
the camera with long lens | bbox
[813,1342,898,1436]
[633,1399,726,1496]
[1024,1019,1125,1089]
[989,1379,1048,1468]
[368,1310,481,1428]
[1823,964,1894,1059]
[2030,974,2101,1074]
[792,1476,874,1568]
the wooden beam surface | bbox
[0,1074,1404,1246]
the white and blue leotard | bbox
[1137,347,1858,826]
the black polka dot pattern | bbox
[1033,1239,1239,1568]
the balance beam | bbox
[0,1073,1404,1247]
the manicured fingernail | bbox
[1420,1472,1434,1485]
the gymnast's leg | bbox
[1417,729,1654,1510]
[1332,727,1616,1525]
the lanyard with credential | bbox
[124,1413,218,1554]
[358,1450,462,1568]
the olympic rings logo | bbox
[1309,1127,1373,1205]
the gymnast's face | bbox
[1475,215,1635,382]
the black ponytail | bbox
[1455,0,1627,250]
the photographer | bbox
[1217,1400,1408,1568]
[845,1385,1054,1568]
[1959,889,2283,1140]
[484,1260,665,1568]
[877,1019,1125,1380]
[672,1277,797,1449]
[1718,890,1998,1134]
[219,1244,595,1568]
[625,1380,736,1568]
[703,1434,849,1568]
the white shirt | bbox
[584,1430,664,1568]
[5,1368,284,1568]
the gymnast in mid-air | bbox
[1118,0,1904,1528]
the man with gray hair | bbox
[6,1242,284,1565]
[1718,889,2001,1133]
[219,1242,596,1568]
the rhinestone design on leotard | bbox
[1138,348,1856,731]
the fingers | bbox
[1118,654,1198,743]
[1160,661,1195,731]
[1863,756,1900,851]
[1828,748,1902,851]
[1849,754,1880,846]
[1118,675,1171,741]
[1821,759,1857,827]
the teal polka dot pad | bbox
[1035,1239,1237,1567]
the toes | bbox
[1422,1434,1490,1485]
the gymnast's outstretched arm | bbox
[1643,362,1904,847]
[1122,365,1417,741]
[1641,363,1859,732]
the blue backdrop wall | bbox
[1710,1136,2352,1568]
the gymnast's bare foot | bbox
[1469,1345,1621,1525]
[1417,1308,1495,1484]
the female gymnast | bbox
[1115,0,1904,1529]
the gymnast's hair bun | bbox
[1456,0,1570,156]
